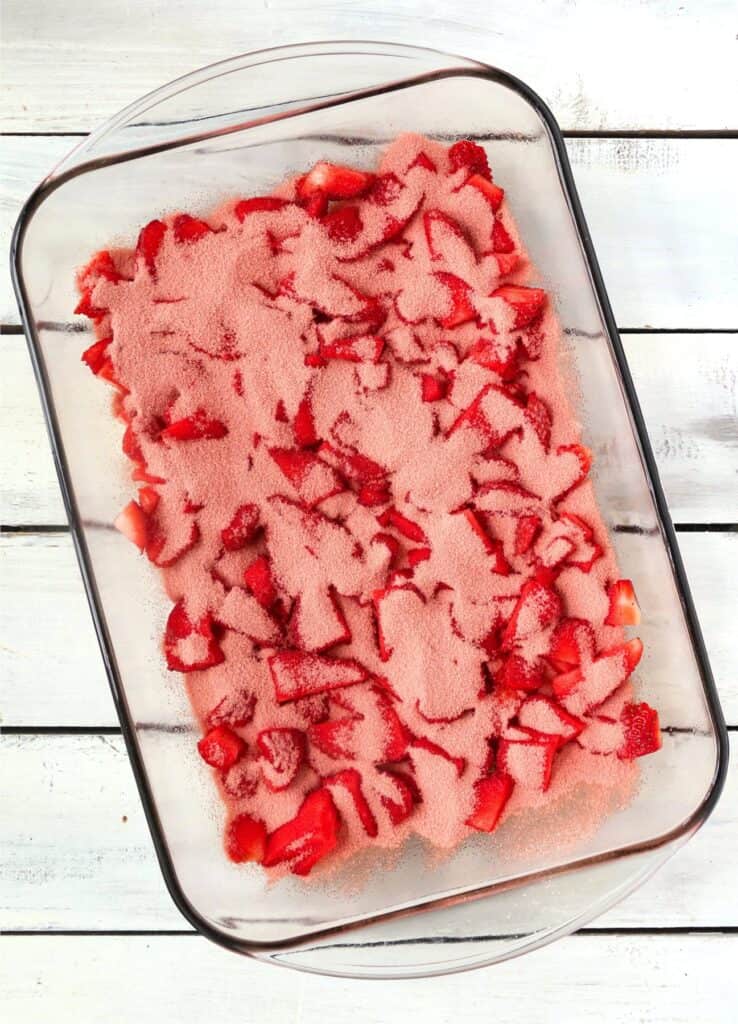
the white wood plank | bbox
[2,933,737,1024]
[1,733,736,932]
[2,0,737,133]
[3,329,736,526]
[3,136,738,328]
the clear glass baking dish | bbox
[11,41,727,979]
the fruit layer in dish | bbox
[76,133,661,878]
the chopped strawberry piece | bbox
[309,716,358,760]
[274,399,289,423]
[466,773,514,832]
[410,736,466,777]
[164,599,224,673]
[172,213,213,243]
[515,514,542,555]
[146,518,200,568]
[319,333,385,363]
[298,162,375,200]
[268,447,344,507]
[197,725,245,770]
[618,702,661,759]
[468,337,521,380]
[491,218,515,254]
[294,394,318,447]
[502,580,562,648]
[499,653,545,692]
[322,205,363,243]
[161,409,228,441]
[466,173,504,211]
[420,374,448,402]
[358,481,391,507]
[268,650,368,703]
[423,209,472,261]
[554,638,643,714]
[243,555,278,608]
[121,422,143,462]
[325,768,378,837]
[79,249,124,286]
[136,219,166,277]
[221,503,260,551]
[137,485,160,515]
[320,442,386,483]
[114,500,147,552]
[517,695,585,747]
[263,787,339,876]
[207,688,256,729]
[550,666,584,699]
[257,728,306,791]
[497,735,558,791]
[299,191,329,218]
[377,769,417,824]
[525,392,552,449]
[74,288,107,319]
[368,172,404,205]
[289,587,351,653]
[551,444,592,502]
[549,618,596,666]
[407,546,431,567]
[435,272,476,328]
[235,196,289,221]
[605,579,641,627]
[81,336,112,374]
[407,151,437,173]
[449,140,491,179]
[492,285,547,329]
[225,813,267,863]
[376,506,427,543]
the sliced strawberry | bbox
[367,172,404,205]
[257,728,306,791]
[274,399,289,423]
[74,288,107,319]
[618,702,661,759]
[407,150,437,173]
[322,205,363,243]
[300,191,329,219]
[172,213,213,243]
[497,735,558,791]
[449,140,491,180]
[466,173,504,211]
[243,555,278,608]
[294,394,318,448]
[319,333,385,363]
[225,813,267,864]
[525,393,552,450]
[550,444,592,503]
[468,336,521,380]
[423,209,473,262]
[492,285,546,328]
[358,481,391,507]
[137,485,160,516]
[491,218,515,254]
[466,773,514,832]
[136,219,166,278]
[145,518,200,568]
[263,787,339,876]
[113,500,147,552]
[407,546,431,567]
[550,666,584,698]
[605,579,641,627]
[223,761,261,799]
[555,638,643,714]
[320,442,386,484]
[502,580,561,648]
[515,514,542,555]
[410,735,466,777]
[309,716,358,760]
[420,373,449,402]
[78,249,124,287]
[376,506,427,544]
[217,586,281,646]
[373,687,409,762]
[207,688,256,729]
[164,599,224,673]
[81,336,112,374]
[289,587,351,653]
[161,409,228,441]
[377,769,417,824]
[269,447,344,507]
[197,725,245,770]
[549,618,596,666]
[499,653,545,692]
[325,768,378,837]
[435,272,476,328]
[234,196,289,221]
[517,695,585,747]
[221,503,260,551]
[293,693,330,725]
[121,422,143,463]
[269,650,368,703]
[298,162,374,200]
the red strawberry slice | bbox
[225,813,267,863]
[164,599,224,673]
[466,773,514,832]
[161,409,228,441]
[377,769,418,825]
[243,555,278,608]
[319,442,386,484]
[618,702,661,759]
[514,514,542,555]
[549,444,592,503]
[468,337,521,380]
[466,173,504,211]
[309,716,358,760]
[492,285,547,328]
[525,393,552,450]
[407,150,437,173]
[535,533,576,570]
[136,219,166,278]
[605,579,641,627]
[269,650,368,703]
[294,693,330,725]
[289,587,351,653]
[502,580,561,648]
[475,480,541,516]
[491,218,515,254]
[420,373,449,402]
[137,485,160,515]
[81,336,112,374]
[257,728,306,791]
[300,191,329,219]
[217,586,281,645]
[294,394,318,448]
[407,546,431,567]
[358,481,391,507]
[549,618,596,666]
[172,213,213,243]
[234,196,289,221]
[517,695,585,747]
[263,787,340,876]
[97,358,128,392]
[367,172,404,205]
[298,162,375,200]
[423,210,474,263]
[376,506,428,543]
[223,760,261,799]
[555,638,643,714]
[325,768,378,837]
[319,333,385,363]
[221,503,260,551]
[576,715,624,756]
[121,422,143,463]
[497,735,558,791]
[207,688,256,729]
[449,140,491,180]
[322,205,363,242]
[269,447,345,507]
[114,500,147,552]
[197,725,245,770]
[434,272,477,328]
[75,289,108,319]
[78,249,125,287]
[146,518,200,568]
[498,653,545,692]
[410,735,466,777]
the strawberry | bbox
[605,579,641,627]
[161,409,228,441]
[407,151,437,173]
[81,336,112,374]
[492,285,546,328]
[114,500,147,552]
[268,650,368,702]
[74,288,108,319]
[309,716,359,760]
[289,587,351,653]
[325,768,378,837]
[221,503,260,551]
[502,580,561,648]
[322,205,363,243]
[263,787,339,876]
[257,728,306,791]
[78,249,124,287]
[268,447,344,507]
[197,725,245,770]
[207,688,256,729]
[514,514,542,555]
[410,735,466,777]
[377,769,417,824]
[294,394,318,448]
[499,653,545,692]
[550,444,592,502]
[554,638,643,714]
[319,442,386,484]
[449,140,491,180]
[468,337,521,380]
[274,400,289,423]
[372,687,409,762]
[497,735,558,791]
[225,813,267,863]
[164,599,225,673]
[298,162,375,200]
[618,702,661,759]
[300,191,329,218]
[434,272,477,328]
[319,333,385,363]
[172,213,213,243]
[466,174,504,211]
[223,761,261,799]
[376,506,427,543]
[407,546,431,567]
[121,422,143,463]
[243,555,278,608]
[234,196,289,221]
[466,773,514,832]
[137,485,160,515]
[549,618,596,666]
[525,393,552,450]
[423,209,473,262]
[136,219,167,278]
[517,695,585,747]
[146,519,200,568]
[358,481,391,507]
[420,374,448,402]
[491,218,515,254]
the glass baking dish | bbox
[12,41,727,979]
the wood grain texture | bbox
[3,136,738,327]
[2,530,737,727]
[2,0,737,133]
[1,733,735,933]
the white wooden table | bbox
[2,2,737,1020]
